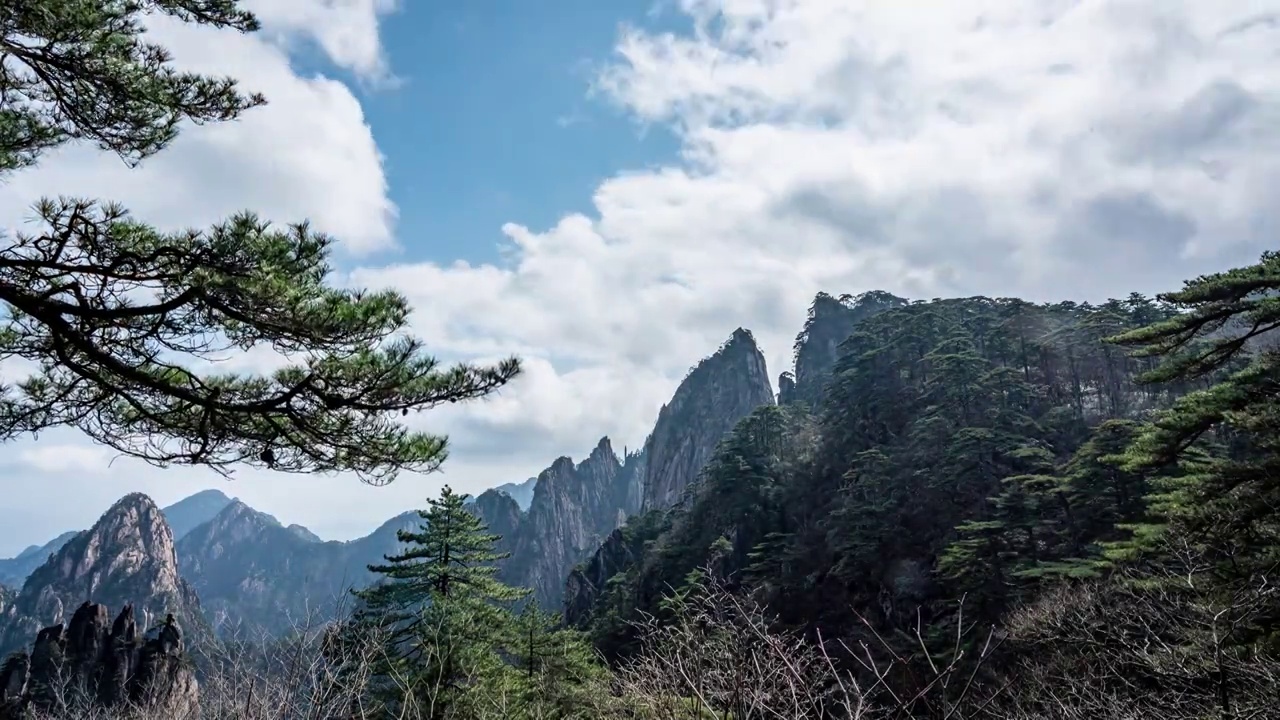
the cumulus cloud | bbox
[0,3,398,255]
[244,0,401,84]
[355,0,1280,428]
[6,0,1280,553]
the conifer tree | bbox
[352,486,525,717]
[0,1,519,484]
[1109,250,1280,578]
[498,600,607,716]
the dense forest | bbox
[554,256,1280,717]
[240,253,1279,719]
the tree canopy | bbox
[0,0,519,484]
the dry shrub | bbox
[612,571,1000,719]
[988,544,1280,719]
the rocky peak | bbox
[640,327,775,511]
[470,490,522,558]
[790,290,907,405]
[491,436,643,607]
[159,489,234,540]
[0,602,197,719]
[0,494,201,658]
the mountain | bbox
[176,501,417,635]
[640,327,775,512]
[159,489,235,540]
[0,490,235,589]
[489,477,538,510]
[488,438,642,606]
[468,327,774,609]
[0,531,79,588]
[0,325,778,634]
[0,494,203,657]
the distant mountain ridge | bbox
[0,493,205,657]
[0,490,235,589]
[175,500,418,635]
[1,321,788,635]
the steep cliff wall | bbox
[511,439,641,606]
[0,602,196,719]
[640,327,774,511]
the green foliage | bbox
[495,601,609,716]
[346,487,608,718]
[1108,252,1280,608]
[0,0,519,484]
[574,292,1208,692]
[579,404,814,658]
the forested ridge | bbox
[562,260,1280,717]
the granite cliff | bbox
[0,494,203,659]
[0,602,196,719]
[639,328,774,512]
[465,328,773,610]
[474,438,642,607]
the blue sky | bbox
[363,0,681,267]
[3,0,1279,555]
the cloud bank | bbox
[4,0,1279,553]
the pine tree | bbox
[497,600,607,717]
[351,486,526,717]
[0,1,519,484]
[1109,251,1280,577]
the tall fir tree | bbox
[1109,250,1280,577]
[351,486,526,717]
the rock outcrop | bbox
[640,327,774,511]
[0,602,197,719]
[787,291,907,405]
[177,501,416,635]
[0,490,233,590]
[498,439,643,606]
[563,526,641,625]
[470,490,522,559]
[0,494,202,658]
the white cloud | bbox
[0,5,397,256]
[345,0,1280,519]
[15,444,114,475]
[6,0,1280,554]
[243,0,402,86]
